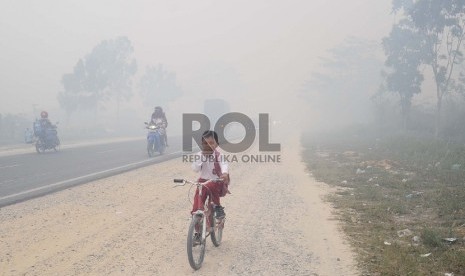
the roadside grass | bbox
[301,130,465,275]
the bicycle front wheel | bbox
[210,209,224,247]
[147,142,155,157]
[187,215,206,270]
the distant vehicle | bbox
[203,99,230,143]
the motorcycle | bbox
[35,123,60,153]
[145,120,166,157]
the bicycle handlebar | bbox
[172,178,222,187]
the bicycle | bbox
[173,178,226,270]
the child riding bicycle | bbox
[191,130,230,219]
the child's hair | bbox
[202,130,219,144]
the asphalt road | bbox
[0,136,188,207]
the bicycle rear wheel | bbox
[210,209,224,247]
[187,215,206,270]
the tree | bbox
[382,21,424,129]
[86,37,137,119]
[58,59,86,121]
[390,0,465,136]
[58,36,137,120]
[139,64,182,108]
[302,37,384,127]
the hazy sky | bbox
[0,0,394,118]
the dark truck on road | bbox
[203,98,230,143]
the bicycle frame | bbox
[174,178,216,235]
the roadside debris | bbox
[397,229,413,238]
[442,237,457,243]
[405,191,423,198]
[412,236,421,245]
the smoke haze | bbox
[0,0,394,139]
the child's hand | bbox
[220,173,229,183]
[205,139,217,151]
[201,136,217,154]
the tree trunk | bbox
[400,94,410,130]
[434,81,442,138]
[436,92,442,138]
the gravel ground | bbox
[0,138,359,276]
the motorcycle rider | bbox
[151,106,168,146]
[35,111,53,139]
[34,111,60,152]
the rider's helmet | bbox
[40,111,48,119]
[154,106,162,112]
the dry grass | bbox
[301,131,465,275]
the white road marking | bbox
[0,164,20,169]
[0,179,15,185]
[96,149,116,154]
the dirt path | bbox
[0,137,359,275]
